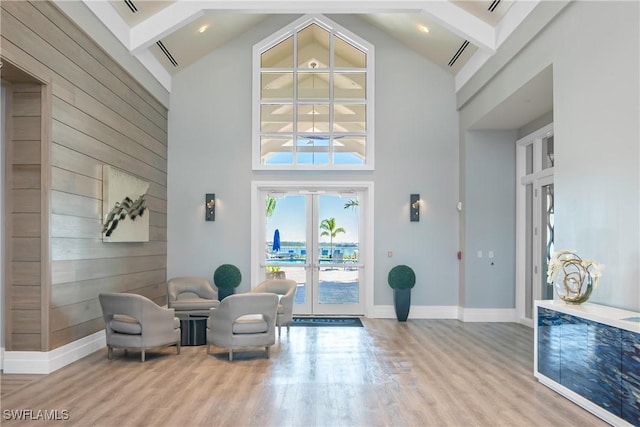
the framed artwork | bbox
[102,165,149,242]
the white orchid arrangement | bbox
[546,250,604,303]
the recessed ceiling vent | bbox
[448,40,469,67]
[124,0,138,13]
[488,0,501,13]
[156,41,179,68]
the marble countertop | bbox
[535,300,640,333]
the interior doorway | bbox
[252,181,373,316]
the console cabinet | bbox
[535,301,640,426]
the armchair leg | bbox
[176,342,181,355]
[229,349,233,362]
[207,344,211,355]
[141,349,145,362]
[107,346,113,360]
[278,325,281,336]
[265,346,270,359]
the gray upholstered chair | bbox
[167,276,220,318]
[98,292,181,362]
[206,293,279,361]
[252,279,297,335]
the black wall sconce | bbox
[205,193,215,221]
[410,194,420,222]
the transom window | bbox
[253,15,374,170]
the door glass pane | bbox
[334,35,366,68]
[542,135,554,169]
[541,184,554,299]
[261,36,293,68]
[525,183,533,319]
[265,195,307,305]
[298,24,330,68]
[526,144,533,174]
[317,195,360,304]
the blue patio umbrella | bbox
[272,229,281,252]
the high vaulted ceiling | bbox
[76,0,540,93]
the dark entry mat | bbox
[291,317,363,327]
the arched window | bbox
[253,15,374,170]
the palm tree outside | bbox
[266,196,277,218]
[320,217,346,258]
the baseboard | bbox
[2,331,105,374]
[372,305,517,322]
[372,305,459,319]
[458,308,517,322]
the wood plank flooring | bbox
[0,319,606,426]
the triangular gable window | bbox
[253,15,374,170]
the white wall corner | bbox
[458,308,517,322]
[2,331,106,374]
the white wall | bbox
[464,130,517,308]
[459,1,640,311]
[167,14,460,307]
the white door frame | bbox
[251,180,374,317]
[515,123,554,327]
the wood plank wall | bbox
[1,1,169,351]
[7,83,43,351]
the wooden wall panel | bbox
[12,262,41,286]
[11,334,41,351]
[2,1,168,351]
[5,81,43,351]
[29,1,167,120]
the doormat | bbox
[291,317,363,327]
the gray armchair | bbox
[98,292,181,362]
[252,279,297,335]
[206,293,279,361]
[167,276,220,318]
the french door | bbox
[253,184,369,316]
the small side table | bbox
[180,316,207,346]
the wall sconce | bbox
[205,193,215,221]
[410,194,420,222]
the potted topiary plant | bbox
[387,265,416,322]
[213,264,242,300]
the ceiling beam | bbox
[130,2,205,53]
[419,1,496,52]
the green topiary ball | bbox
[213,264,242,289]
[387,265,416,290]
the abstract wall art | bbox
[102,165,149,242]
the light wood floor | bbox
[1,319,606,426]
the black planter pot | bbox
[393,288,411,321]
[217,287,235,301]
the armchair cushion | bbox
[232,314,268,334]
[110,314,141,335]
